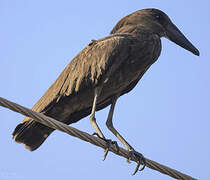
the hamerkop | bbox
[13,8,199,174]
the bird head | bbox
[111,8,199,56]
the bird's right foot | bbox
[126,149,146,175]
[92,132,119,160]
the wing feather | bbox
[30,34,133,114]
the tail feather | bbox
[12,120,53,151]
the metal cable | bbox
[0,97,196,180]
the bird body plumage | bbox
[14,31,161,150]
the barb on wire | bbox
[0,97,197,180]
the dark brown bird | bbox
[13,8,199,173]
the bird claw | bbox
[92,132,119,160]
[103,139,119,160]
[92,132,100,137]
[126,149,146,175]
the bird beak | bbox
[165,23,200,56]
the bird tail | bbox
[12,119,54,151]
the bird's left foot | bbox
[92,132,119,160]
[126,149,146,175]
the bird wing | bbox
[30,34,136,114]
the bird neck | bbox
[110,25,159,39]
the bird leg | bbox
[106,96,146,175]
[90,87,118,160]
[90,87,105,139]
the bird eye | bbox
[155,15,160,19]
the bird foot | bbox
[126,149,146,175]
[92,132,119,160]
[103,139,119,161]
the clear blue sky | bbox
[1,0,209,179]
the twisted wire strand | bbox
[0,97,196,180]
